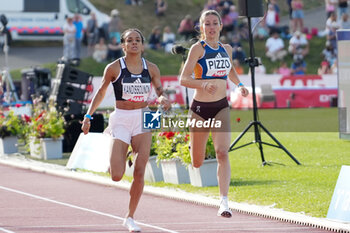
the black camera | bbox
[0,14,8,34]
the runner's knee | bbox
[192,154,204,168]
[215,148,228,162]
[191,150,205,168]
[133,166,146,181]
[111,170,124,182]
[192,160,203,168]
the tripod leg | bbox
[185,87,189,110]
[254,122,267,165]
[257,122,301,165]
[229,121,254,151]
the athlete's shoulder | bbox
[191,41,204,50]
[107,58,122,69]
[144,59,158,70]
[221,42,232,50]
[189,41,205,56]
[221,43,233,54]
[144,59,160,76]
[104,58,122,79]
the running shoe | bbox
[123,217,141,232]
[217,198,232,218]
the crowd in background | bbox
[62,8,124,64]
[62,0,349,75]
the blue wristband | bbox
[84,114,93,120]
[237,82,244,87]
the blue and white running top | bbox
[194,40,232,80]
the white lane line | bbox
[0,185,178,233]
[0,227,15,233]
[176,227,316,232]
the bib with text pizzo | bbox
[194,41,232,80]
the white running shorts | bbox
[104,107,150,144]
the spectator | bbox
[108,9,122,44]
[155,0,167,16]
[270,0,281,25]
[162,26,176,53]
[288,31,309,57]
[107,36,123,61]
[86,12,99,56]
[331,58,338,73]
[265,30,287,62]
[73,13,83,62]
[0,73,3,96]
[100,22,110,44]
[131,0,143,5]
[254,19,269,40]
[178,14,196,40]
[222,5,238,37]
[265,4,279,32]
[326,0,338,18]
[277,61,292,76]
[230,35,246,65]
[322,41,337,66]
[148,26,162,50]
[338,0,348,20]
[327,21,339,51]
[93,37,108,63]
[217,0,234,15]
[203,0,218,11]
[291,0,304,33]
[286,0,293,21]
[291,54,306,75]
[324,12,340,37]
[340,13,350,29]
[326,12,340,30]
[318,60,333,75]
[63,16,76,61]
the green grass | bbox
[230,107,338,132]
[30,153,71,166]
[228,132,349,217]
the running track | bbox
[0,164,333,233]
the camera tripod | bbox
[1,25,18,103]
[229,16,301,166]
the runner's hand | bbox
[239,86,249,97]
[159,95,171,111]
[205,83,218,95]
[81,119,91,135]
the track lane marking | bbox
[0,227,15,233]
[0,185,178,233]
